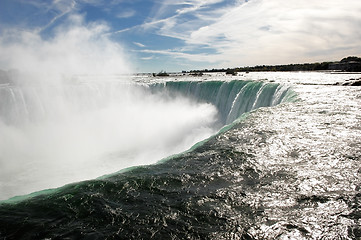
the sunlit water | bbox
[0,72,360,239]
[217,72,361,238]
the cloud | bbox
[206,0,361,65]
[139,0,361,68]
[9,0,361,71]
[137,0,227,38]
[133,42,146,47]
[116,9,136,18]
[39,0,77,32]
[140,56,155,60]
[154,0,225,16]
[139,49,218,63]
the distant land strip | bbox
[187,56,361,74]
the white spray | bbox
[0,15,219,200]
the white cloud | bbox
[142,0,361,67]
[139,49,218,63]
[140,0,227,38]
[116,9,136,18]
[39,0,77,32]
[141,56,155,60]
[15,0,77,33]
[133,42,146,47]
[213,0,361,66]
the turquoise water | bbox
[1,76,359,239]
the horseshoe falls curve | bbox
[0,72,360,239]
[0,79,294,201]
[149,80,295,125]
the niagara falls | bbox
[1,0,361,239]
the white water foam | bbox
[0,81,219,200]
[0,15,220,200]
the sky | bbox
[0,0,360,73]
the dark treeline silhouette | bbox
[188,56,361,74]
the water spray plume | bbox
[0,14,132,82]
[0,15,219,200]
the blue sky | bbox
[0,0,361,73]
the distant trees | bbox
[190,62,332,73]
[329,56,361,72]
[233,62,331,72]
[340,56,361,63]
[186,56,361,74]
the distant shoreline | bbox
[185,56,361,75]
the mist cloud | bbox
[0,14,132,81]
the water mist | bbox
[0,15,220,200]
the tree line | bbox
[188,56,361,74]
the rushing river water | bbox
[0,71,360,239]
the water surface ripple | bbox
[0,72,360,239]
